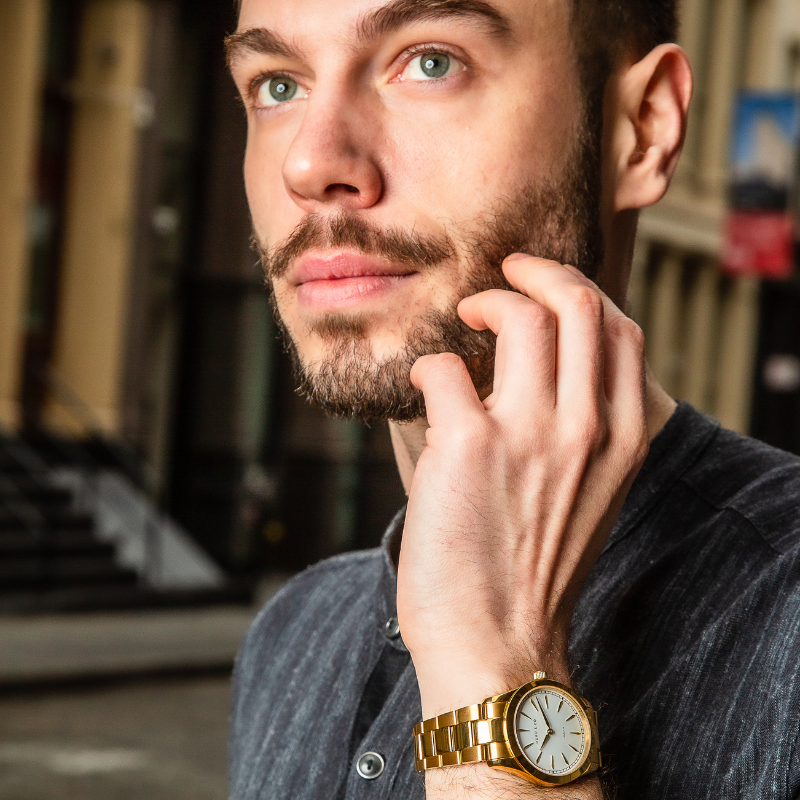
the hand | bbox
[396,254,649,718]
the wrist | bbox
[413,650,573,718]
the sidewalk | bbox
[0,574,289,688]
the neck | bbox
[389,418,429,495]
[388,365,676,494]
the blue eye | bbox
[420,53,450,78]
[258,77,300,106]
[405,52,461,81]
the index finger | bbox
[495,256,606,415]
[502,255,645,414]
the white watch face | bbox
[513,687,587,776]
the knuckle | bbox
[508,304,555,339]
[627,320,645,347]
[565,409,607,451]
[560,284,604,317]
[610,316,645,348]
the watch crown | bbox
[532,671,547,681]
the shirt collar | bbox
[604,401,719,550]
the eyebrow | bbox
[225,0,512,69]
[225,28,303,69]
[356,0,512,42]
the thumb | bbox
[410,353,483,429]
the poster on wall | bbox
[721,91,800,279]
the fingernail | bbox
[505,252,530,262]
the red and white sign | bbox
[721,210,795,279]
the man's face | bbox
[229,0,602,421]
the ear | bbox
[609,44,693,211]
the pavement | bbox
[0,674,233,800]
[0,574,293,799]
[0,573,290,688]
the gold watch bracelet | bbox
[413,698,511,772]
[412,672,601,785]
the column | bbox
[678,0,709,78]
[711,0,778,433]
[646,250,684,397]
[715,277,760,433]
[47,0,150,435]
[696,0,746,201]
[681,258,720,413]
[743,0,778,89]
[675,0,709,185]
[0,0,48,430]
[626,238,650,327]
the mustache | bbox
[259,211,456,280]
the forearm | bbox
[426,766,605,800]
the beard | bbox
[258,119,603,423]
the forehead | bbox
[236,0,570,50]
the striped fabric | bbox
[230,403,800,799]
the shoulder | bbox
[681,420,800,554]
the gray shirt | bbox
[230,404,800,800]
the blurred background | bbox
[1,0,800,797]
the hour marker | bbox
[566,715,576,721]
[536,752,543,763]
[544,696,549,708]
[524,742,535,750]
[521,712,532,720]
[557,701,563,712]
[570,731,582,736]
[562,753,569,765]
[569,744,579,753]
[518,729,530,733]
[551,756,554,770]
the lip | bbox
[292,251,418,310]
[292,251,416,284]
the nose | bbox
[282,93,384,212]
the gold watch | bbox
[412,672,601,787]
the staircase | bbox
[0,435,251,614]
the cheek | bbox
[383,89,579,231]
[244,126,293,239]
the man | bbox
[226,0,800,798]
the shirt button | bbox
[356,751,385,780]
[384,616,401,640]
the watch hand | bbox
[538,729,552,753]
[536,699,554,734]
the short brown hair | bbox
[572,0,679,86]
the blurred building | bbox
[2,0,800,587]
[0,0,404,593]
[634,0,800,447]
